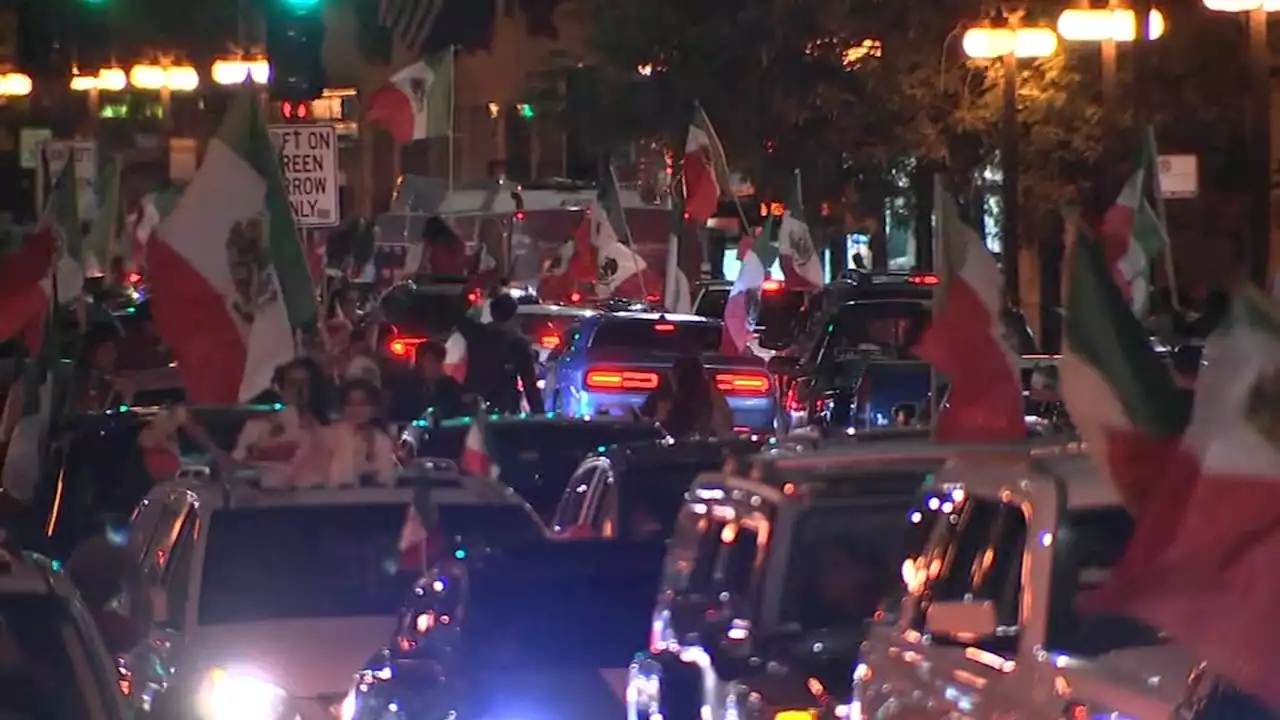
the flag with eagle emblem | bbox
[365,51,454,145]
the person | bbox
[326,379,397,487]
[391,340,465,422]
[343,328,382,388]
[324,284,359,356]
[232,360,329,489]
[137,404,233,482]
[639,355,733,438]
[455,294,544,414]
[422,216,468,276]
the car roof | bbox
[603,312,719,324]
[515,304,599,318]
[163,471,528,511]
[599,436,765,469]
[0,548,55,595]
[430,413,648,432]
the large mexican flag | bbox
[148,93,316,404]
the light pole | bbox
[1203,0,1276,286]
[1057,6,1166,152]
[962,23,1058,309]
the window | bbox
[553,464,600,531]
[824,301,930,362]
[590,319,722,354]
[668,504,770,608]
[0,595,101,720]
[916,497,1027,651]
[516,312,579,350]
[379,284,469,337]
[140,497,191,580]
[587,470,618,538]
[617,464,705,541]
[694,288,728,319]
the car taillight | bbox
[127,272,142,284]
[388,337,426,357]
[907,274,940,285]
[569,291,583,303]
[585,369,661,391]
[539,334,561,349]
[467,289,482,304]
[715,372,771,395]
[653,323,676,332]
[761,279,783,292]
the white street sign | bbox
[36,139,98,220]
[1157,154,1198,199]
[18,128,51,170]
[268,123,340,227]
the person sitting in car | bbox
[232,359,329,489]
[325,379,397,488]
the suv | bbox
[377,275,478,365]
[119,466,543,719]
[855,448,1198,719]
[628,435,947,720]
[0,541,134,719]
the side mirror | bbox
[924,599,997,641]
[766,356,802,376]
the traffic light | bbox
[516,103,534,119]
[266,0,325,101]
[279,100,312,121]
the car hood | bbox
[185,616,397,698]
[1064,644,1197,711]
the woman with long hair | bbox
[325,379,397,487]
[639,355,733,439]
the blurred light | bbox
[127,272,142,284]
[1203,0,1280,10]
[842,38,883,66]
[1057,8,1166,41]
[487,102,500,118]
[962,26,1058,58]
[637,63,654,76]
[70,74,97,91]
[129,64,167,90]
[99,67,128,91]
[212,58,270,85]
[0,73,31,97]
[165,65,200,91]
[516,103,534,119]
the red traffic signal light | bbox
[280,100,311,121]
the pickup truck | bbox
[854,446,1201,720]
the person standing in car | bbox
[455,293,544,414]
[390,340,466,422]
[232,359,329,488]
[422,217,468,276]
[639,355,733,438]
[325,379,397,488]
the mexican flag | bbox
[593,165,658,300]
[365,51,454,145]
[663,191,692,313]
[778,170,823,290]
[721,225,773,355]
[148,92,316,404]
[460,413,494,478]
[1058,222,1188,513]
[1086,287,1280,711]
[1099,128,1168,316]
[126,187,181,273]
[0,297,56,502]
[914,191,1022,442]
[683,104,731,224]
[86,156,122,278]
[442,331,467,382]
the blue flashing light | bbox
[453,549,467,560]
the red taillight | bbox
[127,272,142,284]
[761,279,783,292]
[585,369,661,392]
[515,211,526,221]
[539,334,561,349]
[569,291,583,303]
[388,337,426,357]
[467,289,482,304]
[646,294,660,303]
[653,323,676,332]
[715,372,771,395]
[908,274,940,285]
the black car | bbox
[404,415,664,519]
[377,275,478,365]
[758,272,939,355]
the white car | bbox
[0,544,134,720]
[120,467,545,720]
[853,449,1198,720]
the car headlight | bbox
[195,666,288,720]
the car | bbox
[692,279,808,361]
[117,464,545,720]
[627,432,950,720]
[513,302,599,369]
[854,447,1199,720]
[377,275,480,365]
[549,436,766,540]
[692,279,732,319]
[547,312,776,432]
[402,415,664,519]
[0,541,135,719]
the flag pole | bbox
[930,172,944,432]
[447,45,456,192]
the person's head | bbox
[339,379,381,425]
[418,341,447,380]
[671,355,708,395]
[489,293,519,324]
[274,360,314,407]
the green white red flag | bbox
[1086,287,1280,710]
[460,412,495,478]
[147,92,316,404]
[778,170,822,290]
[721,225,774,355]
[682,104,731,224]
[1099,129,1168,316]
[914,191,1022,442]
[593,164,658,301]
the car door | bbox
[550,461,605,536]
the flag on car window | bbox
[147,91,316,404]
[914,190,1023,443]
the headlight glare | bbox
[195,666,288,720]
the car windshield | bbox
[434,503,545,548]
[516,312,581,349]
[665,499,774,602]
[1046,507,1165,655]
[618,463,716,541]
[0,594,100,720]
[828,301,930,360]
[694,288,729,318]
[591,319,722,354]
[380,284,469,336]
[198,503,414,624]
[756,289,807,331]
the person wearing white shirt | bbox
[343,328,382,388]
[232,361,327,489]
[326,379,397,488]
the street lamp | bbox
[1202,0,1277,285]
[211,57,270,85]
[962,24,1058,309]
[0,73,31,97]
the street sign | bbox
[1157,154,1198,199]
[35,139,98,220]
[268,123,339,227]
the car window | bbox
[913,496,1025,653]
[694,288,728,318]
[380,284,468,336]
[617,464,707,541]
[516,312,581,350]
[553,463,601,531]
[433,503,545,548]
[825,301,930,361]
[589,319,722,354]
[140,497,192,581]
[587,468,618,537]
[1045,507,1164,655]
[0,594,103,720]
[666,503,771,609]
[756,289,807,331]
